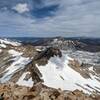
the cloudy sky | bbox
[0,0,100,37]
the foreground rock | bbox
[0,82,100,100]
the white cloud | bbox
[0,0,100,37]
[12,3,29,13]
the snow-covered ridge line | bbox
[0,38,21,47]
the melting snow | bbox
[36,48,42,52]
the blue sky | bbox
[0,0,100,37]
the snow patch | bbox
[89,67,94,71]
[16,72,33,87]
[36,48,42,52]
[8,49,23,56]
[0,44,6,48]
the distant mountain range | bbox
[5,37,100,52]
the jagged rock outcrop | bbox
[27,47,62,84]
[34,47,62,60]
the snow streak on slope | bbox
[36,52,100,94]
[0,49,30,83]
[0,38,32,84]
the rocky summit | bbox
[0,38,100,100]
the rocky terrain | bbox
[0,38,100,100]
[0,82,100,100]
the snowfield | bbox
[36,52,100,94]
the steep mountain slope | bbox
[0,38,32,84]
